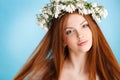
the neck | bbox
[65,51,88,74]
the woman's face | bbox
[64,13,92,54]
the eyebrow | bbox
[65,20,87,29]
[80,20,87,25]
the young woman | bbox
[14,0,120,80]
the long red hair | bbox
[14,12,120,80]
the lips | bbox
[78,40,88,46]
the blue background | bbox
[0,0,120,80]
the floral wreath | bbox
[37,0,108,30]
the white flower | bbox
[99,8,108,18]
[103,9,108,18]
[41,7,49,14]
[47,9,52,16]
[94,7,100,12]
[78,9,83,14]
[60,4,66,10]
[82,8,89,14]
[76,3,84,9]
[61,0,72,2]
[54,11,60,18]
[43,24,48,31]
[82,0,87,1]
[54,5,61,18]
[37,0,108,30]
[91,2,98,7]
[65,5,71,13]
[87,9,92,14]
[65,4,76,13]
[43,14,49,19]
[39,19,48,30]
[70,4,76,12]
[51,0,60,2]
[92,14,101,22]
[37,19,46,28]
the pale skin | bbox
[60,13,92,80]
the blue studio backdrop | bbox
[0,0,120,80]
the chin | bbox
[78,46,92,53]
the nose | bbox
[76,30,84,39]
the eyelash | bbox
[65,23,89,35]
[82,23,89,28]
[65,30,72,35]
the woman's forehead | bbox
[64,13,87,27]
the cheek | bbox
[87,30,92,44]
[88,31,92,39]
[86,28,92,38]
[66,37,77,47]
[84,29,92,44]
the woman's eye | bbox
[82,24,89,28]
[65,30,72,35]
